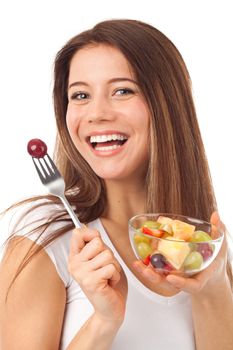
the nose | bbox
[87,95,115,123]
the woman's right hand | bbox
[68,226,127,325]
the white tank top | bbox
[4,203,195,350]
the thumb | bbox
[210,211,226,242]
[210,211,220,226]
[69,228,85,258]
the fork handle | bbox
[59,195,83,228]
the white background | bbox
[0,0,232,249]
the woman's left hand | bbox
[133,211,229,295]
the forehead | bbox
[68,44,135,81]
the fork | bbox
[31,153,82,228]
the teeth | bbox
[90,134,128,143]
[95,144,121,151]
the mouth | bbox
[87,133,129,151]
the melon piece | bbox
[157,216,173,234]
[158,237,191,269]
[157,216,173,225]
[171,220,195,241]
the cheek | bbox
[66,104,80,138]
[132,101,150,131]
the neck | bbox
[102,178,146,224]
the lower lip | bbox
[88,141,128,157]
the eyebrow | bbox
[68,77,138,89]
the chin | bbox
[95,172,125,180]
[92,167,129,181]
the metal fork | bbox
[31,153,82,228]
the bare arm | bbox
[166,212,233,350]
[66,313,122,350]
[0,237,66,350]
[0,230,126,350]
[191,276,233,350]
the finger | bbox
[90,249,122,273]
[132,260,146,273]
[94,263,121,285]
[165,274,202,293]
[132,260,162,283]
[165,264,216,293]
[69,229,83,258]
[132,261,181,293]
[142,266,163,283]
[109,269,121,287]
[79,236,106,261]
[209,213,228,259]
[69,227,100,258]
[210,211,226,233]
[210,211,220,225]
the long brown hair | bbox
[2,19,232,286]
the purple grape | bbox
[150,253,166,268]
[197,243,213,261]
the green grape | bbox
[190,230,212,243]
[183,251,203,270]
[136,242,152,259]
[134,233,151,245]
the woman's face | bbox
[66,44,150,181]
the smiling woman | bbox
[0,19,233,350]
[66,45,150,180]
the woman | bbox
[0,19,232,350]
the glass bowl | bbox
[129,213,224,276]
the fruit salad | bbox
[132,215,217,274]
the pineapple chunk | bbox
[158,237,191,269]
[171,220,195,241]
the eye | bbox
[70,92,90,101]
[114,88,134,96]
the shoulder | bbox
[1,197,74,252]
[1,198,101,287]
[0,234,66,296]
[1,197,71,283]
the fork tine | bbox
[37,158,51,178]
[40,156,56,177]
[32,158,46,183]
[46,154,61,177]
